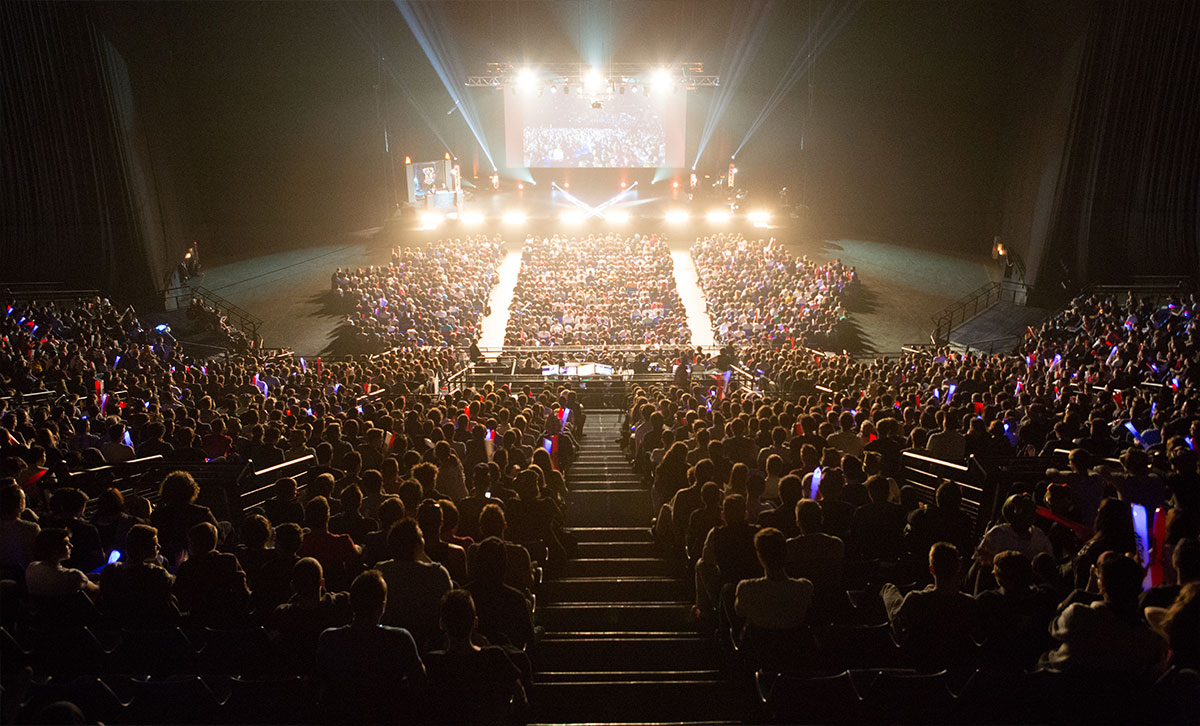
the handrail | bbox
[902,450,970,473]
[189,285,263,339]
[252,454,315,479]
[930,280,1029,345]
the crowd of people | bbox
[523,126,665,168]
[504,233,692,349]
[0,291,587,724]
[0,254,1197,722]
[330,237,502,353]
[691,234,858,353]
[628,286,1198,710]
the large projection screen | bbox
[505,89,685,168]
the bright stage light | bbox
[560,210,584,225]
[461,212,485,226]
[584,67,605,93]
[563,182,570,189]
[502,210,527,225]
[748,210,771,227]
[516,67,538,95]
[651,67,673,95]
[419,212,443,230]
[619,181,627,189]
[630,85,641,94]
[666,209,690,224]
[672,180,680,189]
[705,209,731,223]
[605,210,631,224]
[517,183,525,191]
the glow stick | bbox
[810,467,823,500]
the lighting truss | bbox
[465,62,718,89]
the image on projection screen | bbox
[505,90,686,168]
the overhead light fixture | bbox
[651,67,673,95]
[584,67,605,93]
[705,209,731,223]
[666,209,690,224]
[516,67,538,95]
[502,210,527,225]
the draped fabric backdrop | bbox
[1,2,179,298]
[1024,0,1200,291]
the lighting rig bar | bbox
[465,62,718,89]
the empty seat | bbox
[198,626,275,677]
[864,669,955,723]
[222,676,314,725]
[20,675,129,725]
[763,670,863,723]
[127,675,224,725]
[116,628,198,677]
[818,623,903,671]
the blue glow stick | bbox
[947,384,957,402]
[1131,503,1149,568]
[1124,421,1149,449]
[810,467,823,500]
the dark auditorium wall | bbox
[1,2,186,298]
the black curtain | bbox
[1,2,177,298]
[1038,0,1200,289]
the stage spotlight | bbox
[619,181,627,189]
[516,67,538,95]
[630,84,641,94]
[548,85,558,93]
[563,182,570,189]
[748,210,771,227]
[605,210,631,224]
[666,209,690,224]
[461,212,485,226]
[560,210,584,225]
[705,209,731,223]
[502,210,527,225]
[419,212,443,230]
[585,67,605,93]
[651,67,673,95]
[672,180,680,189]
[517,183,525,191]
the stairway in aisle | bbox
[531,410,748,725]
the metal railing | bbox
[930,280,1029,346]
[189,285,263,340]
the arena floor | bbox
[190,223,996,357]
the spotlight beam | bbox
[394,1,498,170]
[692,0,775,169]
[734,0,865,158]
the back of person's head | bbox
[292,557,324,596]
[275,522,303,555]
[694,458,714,485]
[777,475,803,506]
[929,542,962,583]
[241,514,272,549]
[721,494,747,525]
[795,499,823,534]
[308,473,335,501]
[1069,448,1092,472]
[472,536,507,584]
[439,588,476,639]
[33,528,70,562]
[747,473,766,500]
[478,502,506,538]
[387,518,424,561]
[1174,538,1200,583]
[935,480,962,511]
[1001,493,1036,532]
[339,485,363,512]
[349,569,387,622]
[377,497,406,531]
[754,527,787,572]
[398,480,422,513]
[0,482,23,518]
[160,471,200,507]
[865,475,890,504]
[51,487,87,517]
[992,550,1034,592]
[274,477,298,499]
[188,521,219,554]
[126,524,159,563]
[699,482,721,510]
[416,500,443,542]
[96,487,125,518]
[766,454,785,478]
[305,496,331,530]
[1096,551,1145,607]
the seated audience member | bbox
[926,411,966,462]
[45,487,106,574]
[696,494,759,623]
[424,589,527,725]
[262,476,305,527]
[329,485,377,544]
[25,528,99,598]
[251,521,303,614]
[758,474,804,538]
[468,504,534,597]
[904,480,974,561]
[466,537,535,650]
[882,542,978,671]
[173,521,250,627]
[297,496,361,591]
[786,499,846,622]
[151,471,219,567]
[0,482,39,579]
[270,557,351,673]
[1146,582,1199,671]
[975,550,1056,671]
[687,482,724,563]
[847,474,907,562]
[317,569,426,724]
[1140,537,1199,611]
[99,524,180,628]
[362,497,406,567]
[735,527,814,634]
[418,500,467,583]
[377,518,453,651]
[234,513,275,581]
[93,487,140,555]
[972,493,1055,593]
[1039,551,1167,680]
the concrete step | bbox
[532,678,750,723]
[577,540,658,559]
[568,526,653,543]
[540,576,693,603]
[565,557,680,578]
[538,602,694,632]
[533,632,717,672]
[566,488,651,526]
